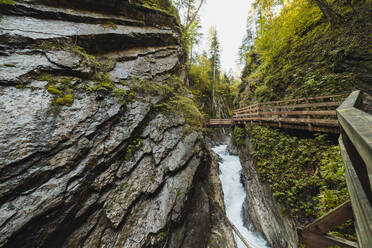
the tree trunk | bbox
[312,0,340,24]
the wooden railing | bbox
[208,91,372,247]
[232,93,348,133]
[297,90,372,248]
[299,201,357,248]
[206,119,233,127]
[337,90,372,247]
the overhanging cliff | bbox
[0,1,236,247]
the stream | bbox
[212,145,270,248]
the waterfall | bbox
[212,145,270,248]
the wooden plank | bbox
[339,136,372,248]
[235,101,341,114]
[337,107,372,189]
[271,101,342,109]
[300,231,357,248]
[248,121,340,133]
[303,201,353,235]
[258,93,348,106]
[234,107,260,114]
[233,110,337,117]
[235,117,339,126]
[234,93,348,112]
[337,90,362,110]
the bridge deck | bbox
[208,93,348,133]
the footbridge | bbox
[207,93,349,133]
[208,91,372,248]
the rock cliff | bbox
[0,1,236,247]
[238,138,299,248]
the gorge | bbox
[1,0,371,247]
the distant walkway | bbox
[207,93,348,133]
[209,91,372,247]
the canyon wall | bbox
[0,1,236,247]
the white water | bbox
[212,145,270,248]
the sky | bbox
[198,0,254,76]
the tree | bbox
[253,0,340,25]
[238,16,255,65]
[311,0,340,24]
[207,27,221,114]
[173,0,205,67]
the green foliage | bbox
[133,0,178,16]
[47,86,63,95]
[3,63,16,67]
[130,76,204,132]
[0,0,15,5]
[124,138,143,161]
[189,54,238,118]
[39,74,76,106]
[101,22,117,30]
[233,126,246,147]
[247,125,353,237]
[159,95,204,131]
[56,94,74,106]
[238,0,370,105]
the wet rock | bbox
[227,137,239,155]
[0,1,235,247]
[45,51,81,68]
[239,138,299,248]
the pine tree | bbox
[207,27,221,115]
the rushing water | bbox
[212,145,270,248]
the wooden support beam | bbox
[303,201,353,235]
[299,231,357,248]
[233,93,348,112]
[339,136,372,247]
[234,110,337,117]
[247,121,340,133]
[235,117,339,126]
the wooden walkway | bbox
[207,93,349,133]
[208,91,372,247]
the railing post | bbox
[258,103,262,126]
[277,101,282,128]
[305,98,313,132]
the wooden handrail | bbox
[207,91,372,247]
[234,93,348,112]
[337,90,372,248]
[208,93,348,133]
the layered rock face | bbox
[0,1,236,247]
[238,139,299,248]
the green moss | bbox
[39,73,57,84]
[63,94,74,106]
[101,22,117,30]
[129,76,204,133]
[246,124,353,237]
[133,0,178,16]
[124,138,143,161]
[55,97,64,105]
[55,94,74,106]
[238,1,370,105]
[72,46,100,71]
[47,86,63,95]
[3,63,15,67]
[232,126,245,147]
[157,95,204,133]
[0,0,15,5]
